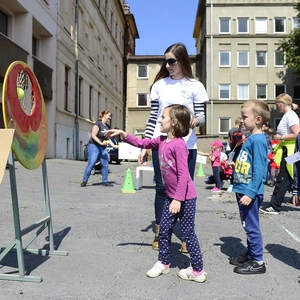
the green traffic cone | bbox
[196,163,205,177]
[121,168,136,194]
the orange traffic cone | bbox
[121,168,136,194]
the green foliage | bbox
[278,3,300,75]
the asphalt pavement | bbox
[1,159,300,300]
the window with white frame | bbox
[255,17,267,34]
[219,18,230,33]
[237,18,249,34]
[238,84,249,100]
[293,17,300,30]
[274,50,285,66]
[137,93,148,106]
[219,51,231,67]
[219,84,230,99]
[294,85,300,100]
[137,65,148,78]
[238,51,249,67]
[256,84,267,99]
[256,51,267,67]
[275,84,286,97]
[274,17,285,33]
[219,118,230,134]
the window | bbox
[89,86,93,120]
[32,36,38,57]
[219,51,230,67]
[115,22,118,40]
[110,12,113,31]
[238,84,249,100]
[255,18,267,34]
[137,65,148,78]
[275,50,285,66]
[293,17,300,30]
[219,18,230,34]
[64,66,70,111]
[256,51,267,67]
[104,0,108,20]
[275,84,286,97]
[238,51,249,67]
[274,17,285,33]
[79,78,83,117]
[134,128,146,136]
[237,18,249,34]
[137,94,148,106]
[219,118,230,134]
[294,85,300,100]
[114,64,118,90]
[256,84,267,99]
[219,84,230,99]
[0,9,8,35]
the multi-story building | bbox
[126,55,202,137]
[193,0,299,135]
[0,0,57,157]
[57,0,130,159]
[0,0,138,161]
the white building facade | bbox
[0,0,133,160]
[193,0,299,135]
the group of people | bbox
[80,42,300,282]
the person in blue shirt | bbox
[228,100,270,275]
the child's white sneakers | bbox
[146,261,170,278]
[178,267,207,283]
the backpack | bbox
[231,129,243,150]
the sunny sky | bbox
[126,0,199,55]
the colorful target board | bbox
[2,61,48,170]
[0,61,67,283]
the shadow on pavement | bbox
[214,236,247,258]
[45,226,71,250]
[0,227,70,276]
[265,244,300,270]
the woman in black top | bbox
[81,110,115,187]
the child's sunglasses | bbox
[163,58,178,66]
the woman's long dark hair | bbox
[151,43,193,91]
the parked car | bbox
[107,137,121,164]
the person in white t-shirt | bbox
[138,43,209,252]
[260,93,300,214]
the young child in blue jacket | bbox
[229,100,270,275]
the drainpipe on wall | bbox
[123,26,129,131]
[210,0,214,135]
[74,0,79,160]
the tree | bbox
[278,3,300,75]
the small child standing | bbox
[105,104,206,282]
[267,140,280,187]
[208,140,223,192]
[229,99,270,275]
